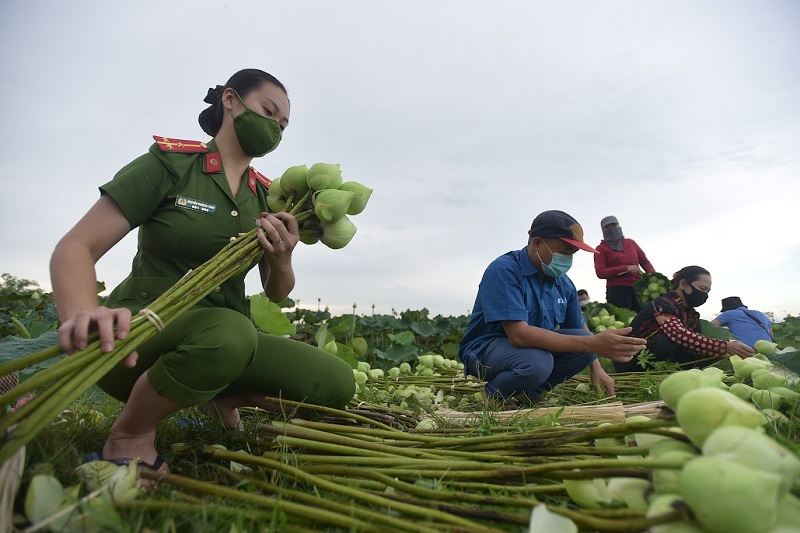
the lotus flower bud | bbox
[563,478,620,509]
[751,389,783,410]
[353,370,368,385]
[25,475,70,526]
[775,494,800,530]
[768,387,800,406]
[324,340,337,355]
[320,216,357,249]
[108,460,142,502]
[761,408,790,425]
[279,164,310,196]
[313,189,354,223]
[754,339,778,356]
[679,456,783,533]
[751,368,789,390]
[367,368,384,380]
[731,355,772,380]
[648,439,698,459]
[606,477,650,512]
[646,494,706,533]
[675,388,766,446]
[728,383,757,401]
[338,181,374,215]
[652,451,696,494]
[75,460,121,491]
[702,425,800,493]
[659,369,726,410]
[307,163,343,190]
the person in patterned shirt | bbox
[613,265,754,372]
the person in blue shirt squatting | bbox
[711,296,774,348]
[458,210,647,407]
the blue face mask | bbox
[538,241,573,278]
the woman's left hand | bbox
[257,211,299,258]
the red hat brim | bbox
[560,237,598,254]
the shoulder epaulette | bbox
[247,167,271,194]
[153,136,209,153]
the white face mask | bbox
[579,298,590,309]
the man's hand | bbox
[590,327,646,363]
[627,265,643,276]
[725,341,755,358]
[590,359,615,397]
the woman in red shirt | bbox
[594,216,655,311]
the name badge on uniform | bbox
[175,196,216,215]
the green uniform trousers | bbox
[98,307,355,410]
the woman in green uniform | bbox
[50,68,356,474]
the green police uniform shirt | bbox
[100,137,270,317]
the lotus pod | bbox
[754,340,778,356]
[313,189,354,223]
[751,368,789,390]
[659,369,726,410]
[751,389,783,410]
[702,425,800,494]
[679,456,782,533]
[606,477,650,512]
[319,216,357,249]
[338,181,373,215]
[728,383,757,401]
[279,165,309,196]
[675,388,766,446]
[306,162,343,191]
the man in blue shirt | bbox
[459,210,646,406]
[711,296,773,348]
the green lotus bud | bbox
[368,368,384,380]
[75,460,121,491]
[659,369,726,410]
[751,368,789,389]
[728,383,757,401]
[387,367,401,378]
[563,477,620,509]
[319,216,357,249]
[675,388,766,446]
[338,181,374,215]
[357,361,370,373]
[307,162,343,190]
[279,164,309,196]
[313,189,354,223]
[768,387,800,406]
[775,494,800,530]
[761,408,790,425]
[754,339,778,356]
[751,389,783,410]
[324,340,338,355]
[607,477,650,512]
[652,451,696,494]
[353,370,368,385]
[351,337,368,357]
[730,355,772,380]
[418,354,435,369]
[702,425,800,493]
[679,456,782,533]
[298,221,322,245]
[399,362,412,374]
[648,439,698,459]
[594,422,625,448]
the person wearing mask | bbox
[578,289,591,310]
[615,266,754,372]
[594,216,655,311]
[711,297,774,348]
[458,210,646,406]
[50,69,356,477]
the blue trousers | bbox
[465,329,596,400]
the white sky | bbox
[1,0,799,321]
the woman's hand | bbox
[58,306,138,368]
[725,341,756,358]
[590,327,647,363]
[257,211,299,260]
[627,265,643,276]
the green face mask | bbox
[231,92,282,157]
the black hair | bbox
[198,69,288,137]
[671,265,710,290]
[577,289,589,297]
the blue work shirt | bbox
[714,306,772,347]
[458,247,585,367]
